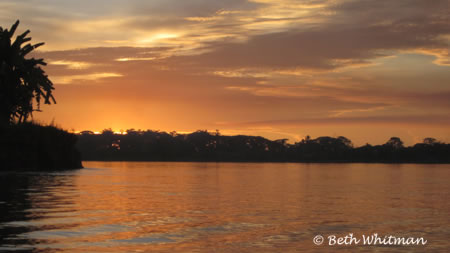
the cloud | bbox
[1,0,263,50]
[175,9,449,71]
[51,73,123,85]
[49,60,95,70]
[115,57,157,62]
[5,0,448,66]
[229,114,450,127]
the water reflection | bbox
[0,171,78,252]
[1,162,449,252]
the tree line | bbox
[77,129,450,163]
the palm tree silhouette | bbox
[0,20,55,124]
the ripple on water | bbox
[1,162,449,252]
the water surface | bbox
[1,162,449,252]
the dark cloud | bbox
[234,114,450,127]
[173,0,449,70]
[128,0,261,17]
[331,0,449,22]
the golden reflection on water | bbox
[0,162,449,252]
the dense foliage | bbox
[0,122,82,170]
[77,130,450,163]
[0,20,55,125]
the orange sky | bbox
[2,0,449,145]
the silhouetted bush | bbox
[0,123,82,170]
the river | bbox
[1,162,449,252]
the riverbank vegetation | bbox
[0,122,82,170]
[77,129,450,163]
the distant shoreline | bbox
[76,130,450,164]
[81,160,450,164]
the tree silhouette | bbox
[0,20,55,125]
[423,137,438,145]
[385,137,404,149]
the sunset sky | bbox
[2,0,449,145]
